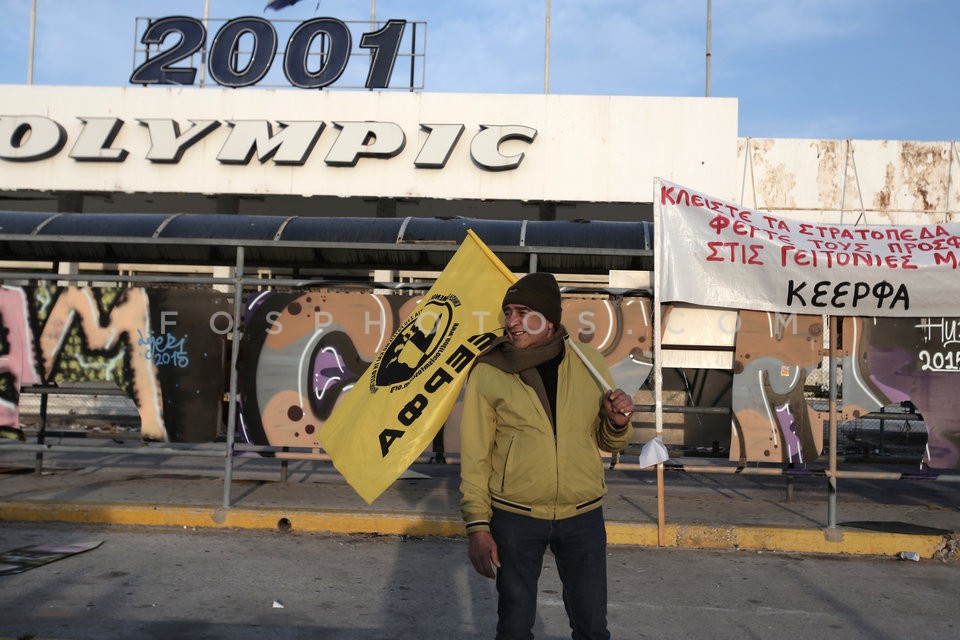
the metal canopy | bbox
[0,212,654,274]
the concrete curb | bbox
[606,521,949,558]
[1,501,953,560]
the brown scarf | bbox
[476,327,567,427]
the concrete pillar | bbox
[215,195,240,214]
[376,198,397,218]
[539,201,557,221]
[57,192,83,213]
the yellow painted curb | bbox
[0,501,950,558]
[0,501,465,537]
[605,520,947,558]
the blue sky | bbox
[0,0,956,142]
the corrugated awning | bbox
[0,212,653,274]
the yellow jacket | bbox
[459,342,629,532]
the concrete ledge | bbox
[606,520,947,558]
[2,500,955,560]
[0,501,465,537]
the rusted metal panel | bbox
[737,138,960,224]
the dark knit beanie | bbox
[502,272,562,328]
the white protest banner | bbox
[655,179,960,317]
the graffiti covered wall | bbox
[237,290,654,453]
[842,316,960,469]
[729,311,960,469]
[0,285,227,442]
[3,282,958,470]
[730,311,825,465]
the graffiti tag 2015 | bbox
[138,329,189,368]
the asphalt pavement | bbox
[3,521,960,640]
[1,441,959,561]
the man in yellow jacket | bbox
[460,272,634,640]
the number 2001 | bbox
[131,16,409,90]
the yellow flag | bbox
[320,230,518,504]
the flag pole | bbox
[544,0,551,94]
[652,178,666,546]
[28,0,37,84]
[705,0,712,97]
[198,0,210,87]
[565,337,611,393]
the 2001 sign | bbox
[130,16,408,89]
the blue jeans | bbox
[491,507,610,640]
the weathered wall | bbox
[737,138,960,224]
